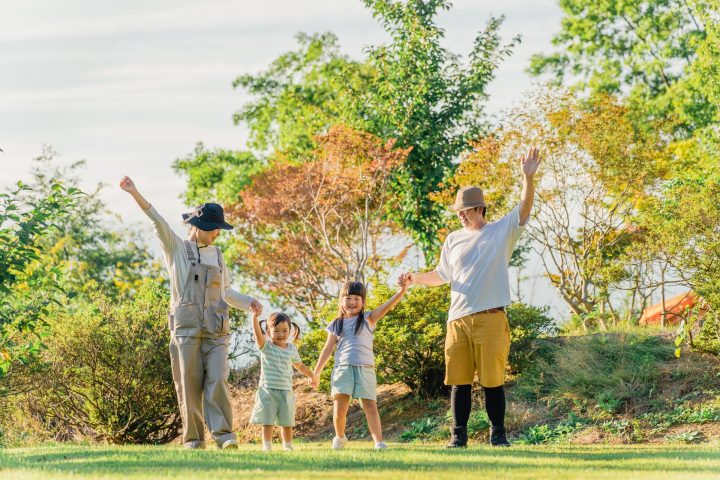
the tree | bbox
[229,125,410,318]
[529,0,713,140]
[232,1,517,262]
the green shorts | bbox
[331,364,377,401]
[250,386,296,427]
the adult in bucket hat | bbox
[120,176,262,450]
[402,147,542,448]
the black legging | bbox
[450,384,505,429]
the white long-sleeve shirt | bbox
[143,205,255,311]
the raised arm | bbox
[519,147,541,226]
[119,176,151,211]
[119,176,179,253]
[367,275,409,327]
[251,309,265,349]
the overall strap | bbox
[216,246,225,271]
[183,240,198,263]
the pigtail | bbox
[290,322,301,341]
[258,320,268,337]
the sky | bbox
[1,0,571,319]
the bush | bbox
[506,303,557,374]
[18,280,181,444]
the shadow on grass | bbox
[1,445,719,476]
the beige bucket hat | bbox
[451,186,486,211]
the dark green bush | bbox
[506,303,557,374]
[21,280,181,444]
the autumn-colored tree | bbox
[438,89,670,331]
[227,125,410,318]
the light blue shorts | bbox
[331,364,377,401]
[250,386,296,427]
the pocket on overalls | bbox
[174,304,200,330]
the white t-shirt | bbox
[435,204,525,322]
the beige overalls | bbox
[168,240,235,448]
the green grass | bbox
[1,443,720,479]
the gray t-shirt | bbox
[326,311,375,367]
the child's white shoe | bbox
[374,441,388,450]
[332,435,348,450]
[262,440,272,452]
[283,445,294,452]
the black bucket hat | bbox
[182,203,233,231]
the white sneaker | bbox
[374,441,388,450]
[262,445,272,452]
[283,445,294,452]
[332,436,348,450]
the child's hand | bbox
[310,374,319,390]
[397,273,409,291]
[119,176,137,193]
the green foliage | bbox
[233,32,374,160]
[0,178,81,382]
[17,280,181,444]
[172,142,264,207]
[399,417,441,442]
[516,414,587,445]
[530,0,713,139]
[515,333,675,415]
[24,148,161,300]
[506,303,557,374]
[229,2,517,262]
[360,0,518,259]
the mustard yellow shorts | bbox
[444,311,510,387]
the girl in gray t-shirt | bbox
[312,278,408,450]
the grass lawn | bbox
[1,442,719,480]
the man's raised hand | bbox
[521,147,542,177]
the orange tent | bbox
[639,291,707,326]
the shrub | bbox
[20,280,181,444]
[506,303,557,374]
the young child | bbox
[250,310,316,451]
[120,176,261,450]
[312,278,408,450]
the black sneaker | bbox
[490,426,511,447]
[446,426,468,448]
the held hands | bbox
[397,273,410,291]
[119,176,137,193]
[521,147,542,178]
[399,272,415,288]
[250,299,263,317]
[308,373,319,390]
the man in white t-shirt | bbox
[403,147,541,448]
